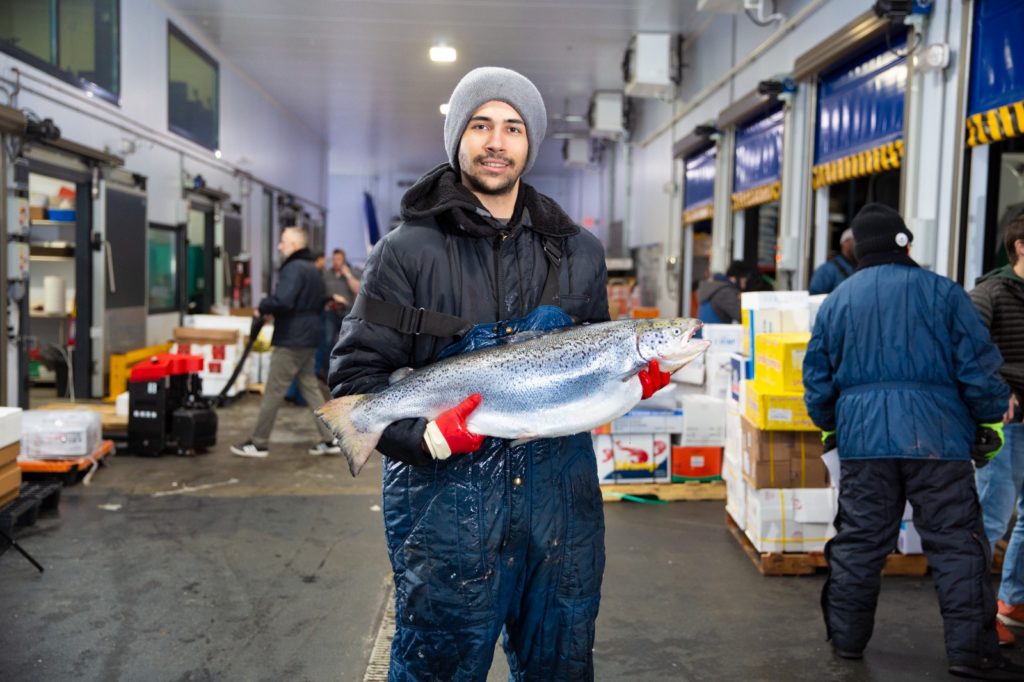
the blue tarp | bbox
[684,145,716,210]
[968,0,1024,116]
[815,34,907,165]
[733,106,784,194]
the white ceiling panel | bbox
[164,0,703,175]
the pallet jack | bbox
[126,316,264,456]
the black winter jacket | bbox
[970,265,1024,409]
[328,163,610,465]
[259,248,325,348]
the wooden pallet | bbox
[0,481,62,545]
[248,383,266,395]
[602,480,726,503]
[725,512,929,577]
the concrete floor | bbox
[1,394,1021,681]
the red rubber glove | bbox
[638,360,671,399]
[423,394,485,460]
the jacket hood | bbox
[977,264,1024,286]
[281,247,315,268]
[697,277,734,303]
[399,163,579,239]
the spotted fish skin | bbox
[317,317,709,476]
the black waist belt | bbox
[353,235,564,338]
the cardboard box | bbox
[744,381,817,431]
[0,407,23,449]
[0,442,18,468]
[745,488,835,552]
[898,521,922,554]
[723,408,743,471]
[740,417,827,489]
[680,395,726,446]
[729,353,752,410]
[611,409,685,434]
[754,333,810,394]
[671,446,722,479]
[173,327,239,345]
[725,461,747,530]
[0,462,21,499]
[593,434,617,485]
[740,291,810,356]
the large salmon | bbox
[317,318,710,476]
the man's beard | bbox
[461,154,522,196]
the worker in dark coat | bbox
[803,203,1021,681]
[329,67,671,681]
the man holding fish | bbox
[325,67,705,680]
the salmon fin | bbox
[315,395,381,477]
[388,367,415,385]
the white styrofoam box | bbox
[898,521,922,554]
[610,434,670,482]
[723,407,743,470]
[680,395,726,446]
[641,381,681,411]
[183,314,253,335]
[0,407,23,449]
[903,501,914,521]
[201,375,247,399]
[701,324,744,354]
[612,409,685,434]
[593,434,618,485]
[741,291,811,312]
[792,488,836,524]
[800,523,836,553]
[741,291,811,357]
[21,409,101,458]
[725,467,748,530]
[704,351,733,401]
[672,352,705,385]
[114,391,129,417]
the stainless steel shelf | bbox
[31,219,76,227]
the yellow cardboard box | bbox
[755,332,811,394]
[744,380,817,431]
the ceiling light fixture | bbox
[214,149,222,159]
[430,45,457,63]
[439,103,449,115]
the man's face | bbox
[332,252,345,271]
[841,238,856,260]
[278,230,300,259]
[457,100,529,197]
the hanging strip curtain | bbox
[731,106,784,211]
[683,145,716,223]
[812,34,907,189]
[966,0,1024,147]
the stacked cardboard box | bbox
[746,487,836,552]
[171,323,248,398]
[0,408,22,507]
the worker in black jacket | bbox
[232,226,339,458]
[972,213,1024,645]
[328,67,670,681]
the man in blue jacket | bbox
[803,204,1021,680]
[232,226,339,458]
[808,227,855,295]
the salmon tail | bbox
[315,395,382,477]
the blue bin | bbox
[47,209,76,222]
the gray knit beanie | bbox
[444,67,547,176]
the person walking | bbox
[232,227,339,458]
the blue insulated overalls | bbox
[383,306,606,681]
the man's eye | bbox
[508,127,522,134]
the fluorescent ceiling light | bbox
[439,103,449,115]
[430,45,457,63]
[214,149,222,159]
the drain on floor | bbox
[364,585,395,682]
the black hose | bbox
[213,315,264,408]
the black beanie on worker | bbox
[851,203,917,269]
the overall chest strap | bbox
[353,236,565,337]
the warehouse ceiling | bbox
[163,0,704,175]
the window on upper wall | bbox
[0,0,120,103]
[168,22,218,151]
